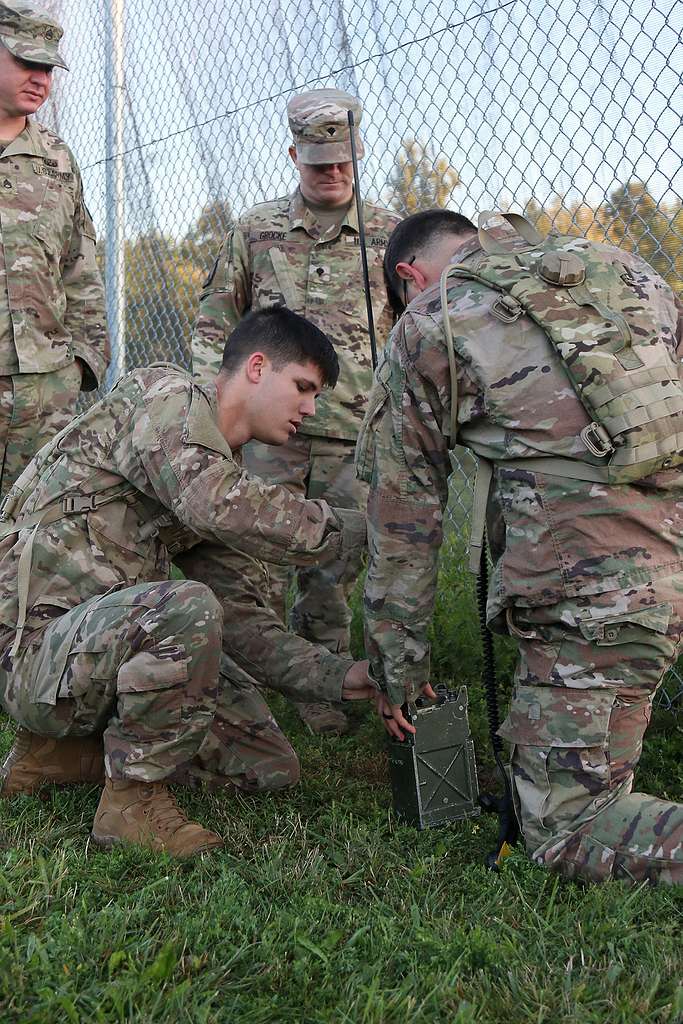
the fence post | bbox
[104,0,126,387]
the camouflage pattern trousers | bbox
[0,363,82,501]
[499,575,683,885]
[0,579,300,791]
[244,433,367,654]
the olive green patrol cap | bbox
[0,2,68,70]
[287,88,365,164]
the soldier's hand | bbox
[341,660,378,701]
[376,684,437,741]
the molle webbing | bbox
[441,213,683,485]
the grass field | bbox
[1,550,682,1023]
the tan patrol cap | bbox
[287,88,365,165]
[0,2,68,70]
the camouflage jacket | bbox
[0,119,108,388]
[357,236,683,704]
[0,365,366,646]
[192,188,400,441]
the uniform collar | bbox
[1,119,49,160]
[194,378,218,415]
[288,187,359,240]
[448,234,482,265]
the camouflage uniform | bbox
[358,232,683,884]
[192,92,400,663]
[0,365,366,789]
[0,6,108,498]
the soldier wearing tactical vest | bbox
[0,308,377,857]
[359,208,683,885]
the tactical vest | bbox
[440,212,683,570]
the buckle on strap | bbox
[62,494,99,514]
[580,421,615,459]
[490,293,522,324]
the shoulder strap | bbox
[477,211,544,255]
[440,263,463,448]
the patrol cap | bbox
[287,88,365,164]
[0,3,68,71]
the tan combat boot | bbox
[295,700,349,736]
[91,778,223,858]
[0,728,105,797]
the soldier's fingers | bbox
[422,683,437,699]
[391,704,416,735]
[379,705,405,740]
[382,716,405,740]
[375,695,399,736]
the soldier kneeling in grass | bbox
[363,209,683,885]
[0,307,376,857]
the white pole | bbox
[104,0,126,387]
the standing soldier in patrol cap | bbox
[0,3,108,499]
[360,208,683,885]
[192,89,400,736]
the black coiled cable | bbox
[477,538,520,869]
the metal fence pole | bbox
[104,0,126,386]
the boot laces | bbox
[146,785,192,835]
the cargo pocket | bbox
[52,639,125,735]
[578,603,673,647]
[577,602,676,693]
[117,648,190,736]
[499,685,615,841]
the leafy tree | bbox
[387,138,460,215]
[180,198,235,273]
[122,197,235,370]
[124,231,205,369]
[525,185,682,296]
[603,181,682,294]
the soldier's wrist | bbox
[316,652,354,703]
[333,507,367,558]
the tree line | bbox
[118,141,683,370]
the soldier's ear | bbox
[396,260,425,288]
[288,145,298,167]
[245,352,267,384]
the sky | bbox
[41,0,683,240]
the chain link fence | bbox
[41,0,683,708]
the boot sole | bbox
[90,832,121,852]
[90,831,223,858]
[303,722,349,736]
[1,778,102,799]
[0,773,50,800]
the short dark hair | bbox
[220,307,339,388]
[384,209,477,313]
